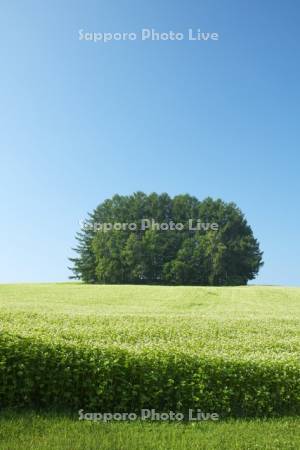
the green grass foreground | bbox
[0,412,299,450]
[0,284,299,416]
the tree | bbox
[69,192,263,285]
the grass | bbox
[0,283,299,361]
[0,412,299,450]
[0,283,299,448]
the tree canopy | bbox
[69,192,263,285]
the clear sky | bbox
[1,0,299,284]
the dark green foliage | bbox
[70,193,263,285]
[69,213,98,283]
[0,333,299,417]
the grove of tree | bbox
[70,192,263,285]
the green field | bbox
[0,413,299,450]
[0,283,299,448]
[1,283,299,360]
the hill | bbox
[0,284,299,417]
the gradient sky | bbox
[1,0,299,284]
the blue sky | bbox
[1,0,299,284]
